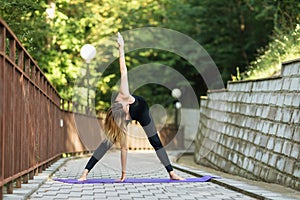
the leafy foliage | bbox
[244,24,300,79]
[193,0,275,83]
[243,1,300,79]
[1,0,298,110]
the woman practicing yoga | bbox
[78,32,184,182]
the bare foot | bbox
[78,169,89,181]
[115,172,126,182]
[169,171,185,180]
[114,177,126,182]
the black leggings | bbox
[85,118,173,173]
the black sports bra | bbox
[129,95,151,126]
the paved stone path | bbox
[27,150,256,200]
[4,150,297,200]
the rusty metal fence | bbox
[0,18,183,199]
[0,18,72,198]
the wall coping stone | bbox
[228,75,281,85]
[207,88,228,93]
[225,58,300,86]
[282,58,300,65]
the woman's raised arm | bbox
[116,32,130,99]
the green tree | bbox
[193,0,275,83]
[0,0,49,54]
[2,0,292,110]
[244,0,300,79]
[0,0,83,100]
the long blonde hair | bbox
[104,102,127,143]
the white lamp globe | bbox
[175,101,182,109]
[171,88,182,99]
[80,44,96,63]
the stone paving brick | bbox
[128,192,144,198]
[93,193,108,199]
[68,191,83,197]
[56,189,71,194]
[118,194,133,199]
[81,189,94,196]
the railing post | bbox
[35,168,39,176]
[0,21,4,200]
[7,181,13,194]
[9,38,16,61]
[23,174,28,184]
[68,100,71,111]
[29,170,34,180]
[16,177,22,188]
[17,49,24,69]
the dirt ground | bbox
[176,154,300,199]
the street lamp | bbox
[80,44,96,111]
[171,88,182,128]
[171,88,182,99]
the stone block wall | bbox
[194,59,300,190]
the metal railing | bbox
[0,18,69,199]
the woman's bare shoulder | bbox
[115,93,135,103]
[129,95,135,104]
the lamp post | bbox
[80,44,96,111]
[171,88,182,128]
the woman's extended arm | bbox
[116,32,130,99]
[119,134,128,182]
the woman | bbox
[78,32,184,182]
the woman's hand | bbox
[78,169,89,181]
[117,32,124,48]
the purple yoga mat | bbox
[53,176,216,184]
